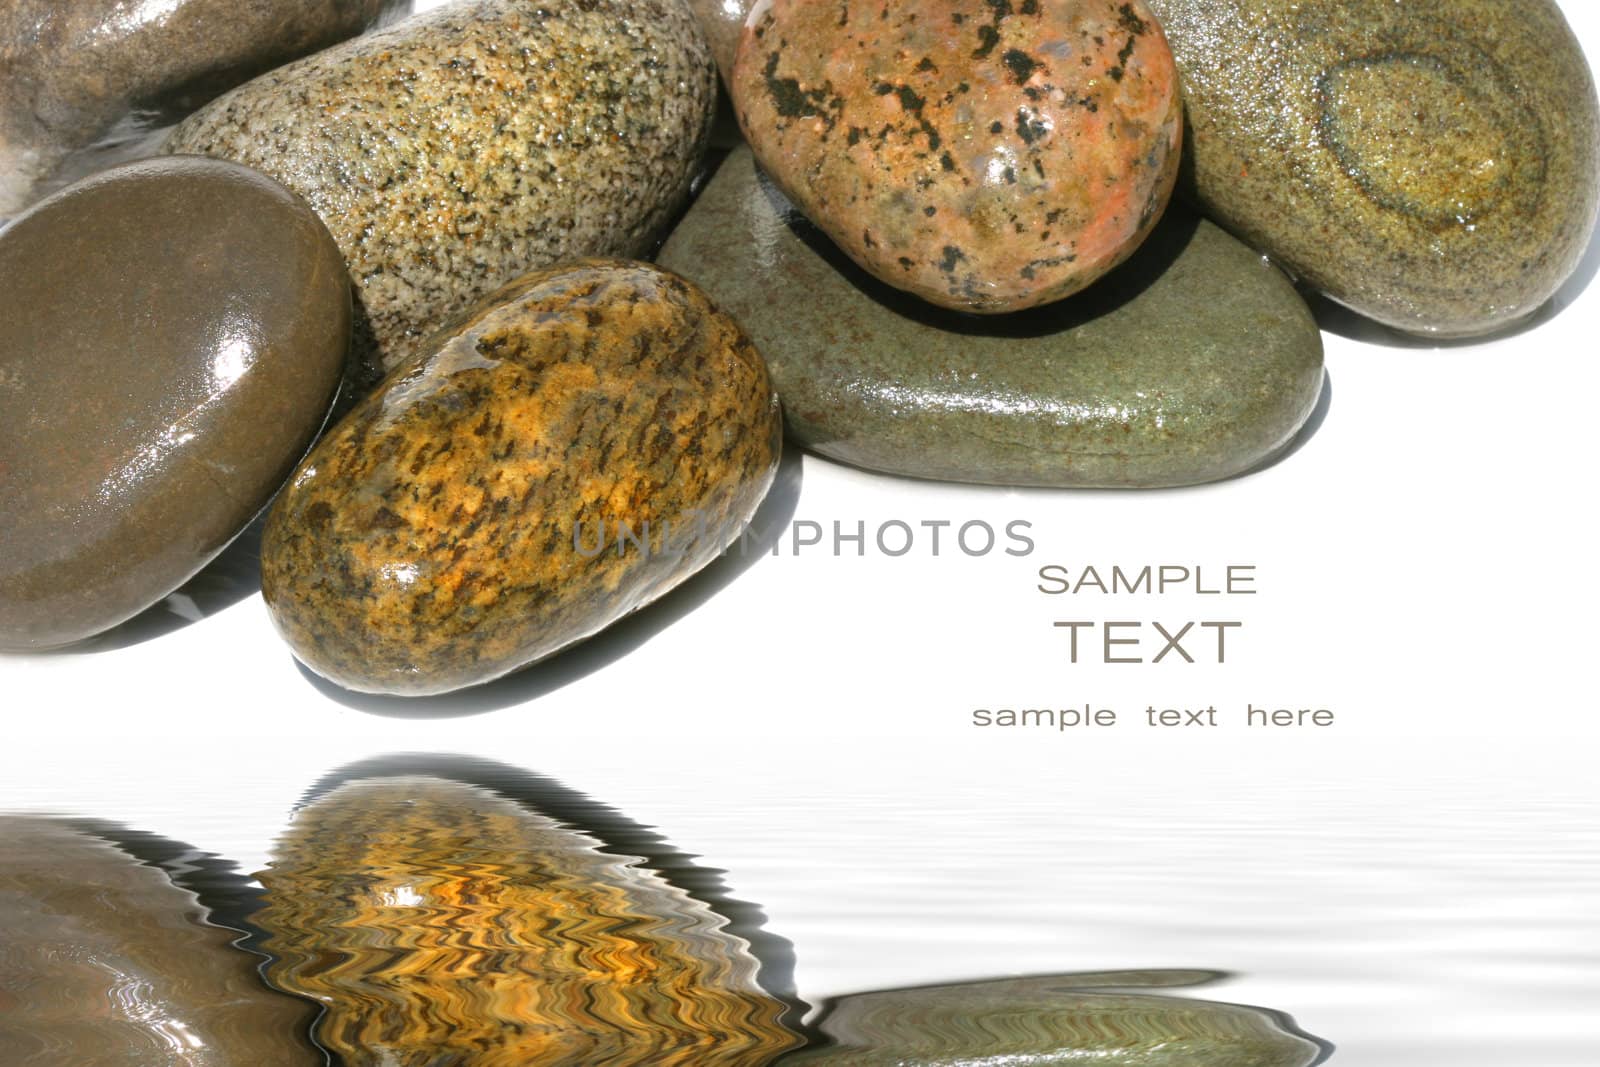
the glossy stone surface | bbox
[0,0,400,216]
[657,148,1322,488]
[0,819,319,1065]
[688,0,752,83]
[783,973,1323,1066]
[167,0,717,391]
[261,260,781,696]
[0,158,350,651]
[731,0,1181,313]
[1147,0,1600,337]
[257,776,800,1065]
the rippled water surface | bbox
[2,744,1594,1066]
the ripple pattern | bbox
[255,776,800,1065]
[0,818,318,1066]
[782,972,1322,1066]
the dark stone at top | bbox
[0,0,404,215]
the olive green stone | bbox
[781,973,1323,1066]
[1146,0,1600,337]
[0,819,320,1065]
[657,148,1324,489]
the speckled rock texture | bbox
[261,260,781,696]
[0,157,350,652]
[731,0,1182,313]
[1147,0,1600,337]
[166,0,718,392]
[782,974,1323,1065]
[0,819,320,1065]
[688,0,752,83]
[0,0,402,216]
[257,777,801,1065]
[658,148,1322,488]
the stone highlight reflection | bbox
[255,775,801,1065]
[0,818,319,1066]
[782,972,1324,1066]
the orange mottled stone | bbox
[732,0,1182,313]
[260,260,781,697]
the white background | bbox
[3,3,1599,1063]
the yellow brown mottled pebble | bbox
[255,776,801,1065]
[165,0,717,390]
[1147,0,1600,337]
[260,260,781,697]
[731,0,1182,313]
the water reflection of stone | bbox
[256,772,802,1065]
[781,972,1326,1066]
[0,818,319,1066]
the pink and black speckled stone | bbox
[731,0,1182,313]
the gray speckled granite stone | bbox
[0,0,402,216]
[657,148,1324,489]
[1147,0,1600,338]
[781,974,1323,1066]
[166,0,717,392]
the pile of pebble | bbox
[1,0,1596,695]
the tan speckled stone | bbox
[166,0,716,390]
[1148,0,1600,337]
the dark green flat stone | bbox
[657,147,1324,489]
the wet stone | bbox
[687,0,753,83]
[260,260,782,697]
[257,775,800,1065]
[657,147,1324,489]
[166,0,718,391]
[0,818,320,1065]
[731,0,1182,314]
[0,0,402,216]
[783,973,1324,1066]
[0,158,350,651]
[1147,0,1600,337]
